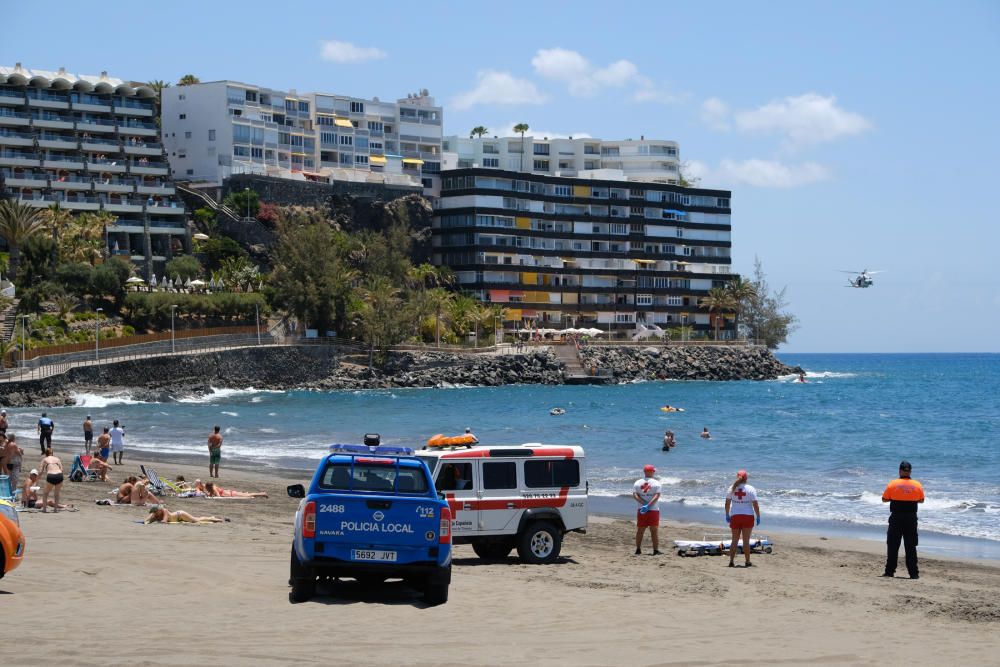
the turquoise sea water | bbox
[9,353,999,551]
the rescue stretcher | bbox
[673,534,774,557]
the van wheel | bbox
[289,548,315,603]
[422,569,450,605]
[517,521,562,564]
[472,541,513,561]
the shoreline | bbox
[8,444,999,666]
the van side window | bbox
[524,460,580,488]
[436,462,473,491]
[482,461,517,489]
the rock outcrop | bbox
[578,345,799,382]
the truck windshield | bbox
[319,462,429,494]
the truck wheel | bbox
[472,541,513,561]
[516,521,562,564]
[289,547,315,603]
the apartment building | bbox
[0,64,187,276]
[434,169,734,335]
[443,135,681,184]
[162,82,442,194]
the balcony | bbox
[76,118,117,133]
[113,101,154,117]
[118,121,158,136]
[71,99,112,113]
[130,161,169,176]
[0,110,31,126]
[123,142,163,156]
[37,134,79,150]
[145,200,184,214]
[87,158,128,174]
[93,177,135,193]
[102,197,145,213]
[0,130,34,147]
[42,155,85,170]
[81,137,121,152]
[0,151,41,167]
[49,175,93,191]
[61,195,102,211]
[27,93,69,110]
[32,115,75,130]
[0,89,25,104]
[136,182,174,195]
[0,170,48,188]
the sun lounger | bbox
[139,465,173,496]
[674,534,774,557]
[69,455,100,482]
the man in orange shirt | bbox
[881,460,924,579]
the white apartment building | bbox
[162,82,442,194]
[442,135,681,185]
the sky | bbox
[4,1,999,352]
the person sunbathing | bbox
[117,476,137,503]
[204,481,267,498]
[131,478,160,506]
[144,505,226,524]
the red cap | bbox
[643,464,656,474]
[737,469,748,479]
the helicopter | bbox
[839,269,884,288]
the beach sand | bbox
[6,445,998,666]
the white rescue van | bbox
[415,443,587,564]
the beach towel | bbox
[95,499,136,507]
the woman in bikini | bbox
[145,505,226,524]
[204,481,267,498]
[39,448,64,513]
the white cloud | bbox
[531,48,680,103]
[716,159,832,188]
[451,71,548,110]
[733,93,872,147]
[680,159,711,183]
[319,40,387,64]
[701,97,731,131]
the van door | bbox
[435,460,478,536]
[477,459,520,532]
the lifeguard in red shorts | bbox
[632,464,663,555]
[724,469,761,568]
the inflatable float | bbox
[660,406,685,413]
[550,407,566,416]
[426,433,478,448]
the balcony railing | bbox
[0,89,24,99]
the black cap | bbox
[899,460,912,471]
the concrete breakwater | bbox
[0,345,796,407]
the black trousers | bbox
[885,513,918,577]
[39,431,52,453]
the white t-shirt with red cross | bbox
[726,483,758,515]
[633,476,662,510]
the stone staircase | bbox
[0,298,19,342]
[551,343,611,384]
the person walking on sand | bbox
[882,460,925,580]
[83,415,94,454]
[632,464,663,556]
[109,419,125,465]
[37,412,55,454]
[39,448,64,513]
[725,469,761,568]
[208,425,223,478]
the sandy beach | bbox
[6,444,998,667]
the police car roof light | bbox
[328,444,415,456]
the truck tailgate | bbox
[313,496,442,564]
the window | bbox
[676,228,684,238]
[178,113,186,120]
[421,178,433,189]
[553,185,570,197]
[350,101,365,113]
[228,108,242,116]
[285,99,296,112]
[251,147,263,158]
[320,132,336,145]
[483,157,499,168]
[177,150,186,158]
[533,144,550,155]
[668,296,682,306]
[298,101,309,113]
[355,136,369,150]
[339,135,353,146]
[369,141,383,151]
[436,463,473,491]
[355,155,368,165]
[320,463,428,493]
[186,168,193,175]
[178,94,185,101]
[367,120,383,132]
[208,129,215,141]
[533,159,549,171]
[316,116,334,126]
[717,197,730,208]
[339,153,352,165]
[637,294,653,306]
[184,131,191,139]
[482,462,517,490]
[525,460,580,488]
[233,146,249,157]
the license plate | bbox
[352,549,397,562]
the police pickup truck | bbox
[287,437,452,605]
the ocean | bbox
[9,353,999,557]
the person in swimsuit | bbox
[701,427,712,439]
[87,454,112,482]
[0,409,8,436]
[117,476,138,503]
[83,416,94,453]
[21,469,40,508]
[130,478,159,506]
[662,430,676,451]
[207,425,223,478]
[203,481,267,498]
[144,505,226,524]
[39,448,64,513]
[2,434,23,492]
[97,427,111,461]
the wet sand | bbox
[6,445,999,666]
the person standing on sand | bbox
[882,460,924,580]
[0,409,8,437]
[39,448,64,513]
[632,464,662,556]
[2,434,24,493]
[208,425,223,478]
[37,412,55,454]
[83,416,94,454]
[109,419,125,465]
[97,427,111,461]
[724,469,760,568]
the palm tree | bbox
[513,123,529,171]
[146,80,170,125]
[177,74,201,86]
[725,276,759,340]
[0,338,16,369]
[426,287,454,347]
[46,202,70,271]
[0,198,47,281]
[470,126,488,139]
[699,287,735,341]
